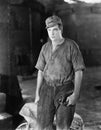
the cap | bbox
[45,15,62,29]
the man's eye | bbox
[54,29,58,31]
[48,29,51,31]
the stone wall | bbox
[56,3,101,66]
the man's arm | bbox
[67,70,83,105]
[74,70,83,98]
[35,70,44,103]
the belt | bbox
[45,80,73,87]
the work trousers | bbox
[37,80,75,130]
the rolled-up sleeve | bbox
[35,45,46,71]
[71,42,85,72]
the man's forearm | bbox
[74,70,83,97]
[35,70,44,97]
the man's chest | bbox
[44,46,71,65]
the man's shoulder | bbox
[65,38,79,49]
[41,40,51,52]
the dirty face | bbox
[47,25,62,42]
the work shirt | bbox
[35,38,85,86]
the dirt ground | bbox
[76,67,101,130]
[19,67,101,130]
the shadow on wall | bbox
[82,49,101,67]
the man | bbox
[35,15,85,130]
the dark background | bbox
[0,0,101,76]
[0,0,101,129]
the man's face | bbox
[47,25,62,41]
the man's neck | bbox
[52,37,64,51]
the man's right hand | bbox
[34,94,40,104]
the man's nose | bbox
[51,30,54,35]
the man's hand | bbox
[34,94,40,104]
[66,93,79,106]
[66,70,83,106]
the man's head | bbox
[45,15,63,30]
[45,15,63,41]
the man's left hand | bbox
[66,93,79,106]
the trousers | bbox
[37,80,75,130]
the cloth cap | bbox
[45,15,62,29]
